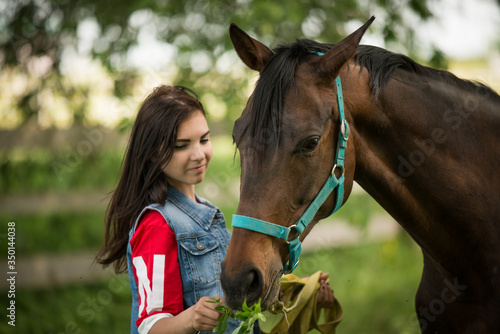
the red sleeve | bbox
[130,210,183,329]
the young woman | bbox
[96,85,252,334]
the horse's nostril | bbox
[247,267,263,299]
[221,263,265,309]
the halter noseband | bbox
[232,51,349,275]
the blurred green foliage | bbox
[0,149,122,194]
[0,277,132,334]
[0,211,105,256]
[0,0,439,127]
[335,191,386,228]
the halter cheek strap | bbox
[232,51,350,275]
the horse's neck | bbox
[348,72,500,274]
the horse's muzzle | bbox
[220,261,265,310]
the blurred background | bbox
[0,0,499,333]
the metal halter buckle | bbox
[341,119,349,141]
[331,164,337,176]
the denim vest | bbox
[127,186,255,334]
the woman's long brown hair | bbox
[96,85,205,273]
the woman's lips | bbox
[189,165,206,172]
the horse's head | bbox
[221,18,374,310]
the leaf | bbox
[214,312,230,334]
[236,323,250,334]
[231,324,243,334]
[214,298,264,334]
[242,300,251,312]
[234,311,251,320]
[208,297,222,304]
[253,299,262,313]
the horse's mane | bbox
[244,39,498,164]
[354,45,498,99]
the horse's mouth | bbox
[259,271,282,311]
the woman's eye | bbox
[301,137,320,153]
[201,137,210,143]
[175,144,187,149]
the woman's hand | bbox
[316,273,335,309]
[148,296,225,334]
[190,296,225,332]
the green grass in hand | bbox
[209,298,266,334]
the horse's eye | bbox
[301,137,320,153]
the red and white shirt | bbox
[130,210,183,333]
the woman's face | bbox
[162,111,213,195]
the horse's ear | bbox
[229,23,274,72]
[315,16,375,79]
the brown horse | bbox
[220,17,500,333]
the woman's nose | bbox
[190,144,204,160]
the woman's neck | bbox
[170,182,196,201]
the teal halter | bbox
[232,51,350,275]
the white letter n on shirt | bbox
[133,255,166,315]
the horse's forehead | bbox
[283,80,334,121]
[234,85,332,140]
[294,63,335,100]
